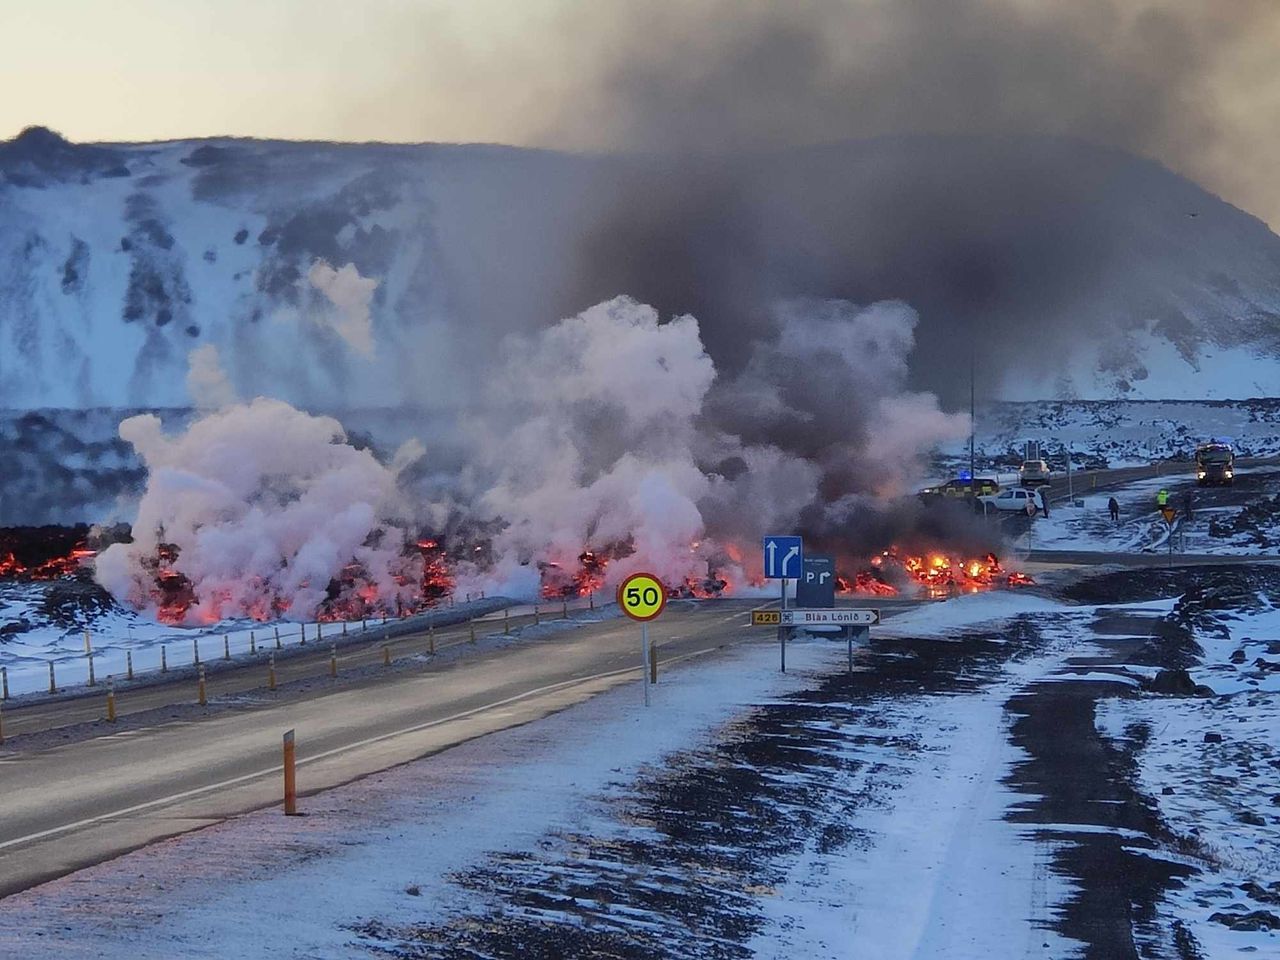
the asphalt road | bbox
[0,597,907,898]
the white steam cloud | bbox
[102,296,967,621]
[307,260,378,357]
[96,399,416,623]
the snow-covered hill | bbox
[2,127,1280,409]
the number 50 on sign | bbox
[617,572,667,622]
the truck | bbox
[1194,441,1234,486]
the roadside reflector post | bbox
[274,626,281,650]
[562,598,568,619]
[85,630,95,687]
[193,637,200,666]
[282,729,298,816]
[1,665,8,700]
[847,626,854,674]
[268,653,277,691]
[361,618,367,633]
[504,608,510,635]
[617,572,667,708]
[106,676,117,723]
[126,650,134,681]
[48,662,56,695]
[223,635,231,661]
[589,590,595,611]
[0,704,4,744]
[342,620,347,636]
[534,604,540,625]
[329,643,337,679]
[300,625,306,646]
[87,649,96,687]
[382,644,391,667]
[161,644,168,673]
[249,630,256,656]
[428,620,435,655]
[649,638,658,684]
[197,666,207,706]
[316,622,322,643]
[469,621,476,644]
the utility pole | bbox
[969,347,977,490]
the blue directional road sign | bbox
[762,536,803,579]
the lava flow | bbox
[0,526,97,580]
[839,549,1035,597]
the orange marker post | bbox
[283,729,298,816]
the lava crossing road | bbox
[0,598,901,899]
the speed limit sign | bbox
[617,572,667,622]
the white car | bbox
[978,487,1044,514]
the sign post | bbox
[1161,506,1177,565]
[763,536,803,673]
[617,572,667,708]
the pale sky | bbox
[4,0,1279,225]
[0,0,573,145]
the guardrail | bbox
[0,594,608,707]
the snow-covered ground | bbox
[952,398,1280,469]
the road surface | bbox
[0,597,906,898]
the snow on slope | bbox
[3,128,1280,410]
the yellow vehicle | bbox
[919,476,1000,501]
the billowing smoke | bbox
[101,296,969,620]
[307,260,378,357]
[96,399,421,622]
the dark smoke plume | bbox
[525,0,1278,406]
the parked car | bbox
[1019,459,1052,486]
[918,476,1000,501]
[978,487,1044,514]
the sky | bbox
[3,0,1280,227]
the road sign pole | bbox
[642,622,650,708]
[847,627,853,673]
[779,577,787,673]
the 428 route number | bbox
[617,572,668,622]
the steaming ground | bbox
[4,572,1280,958]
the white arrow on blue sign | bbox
[762,535,803,579]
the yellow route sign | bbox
[751,610,782,625]
[617,572,668,622]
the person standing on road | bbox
[1039,489,1049,518]
[1108,496,1120,523]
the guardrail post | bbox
[197,666,207,706]
[268,653,277,691]
[316,622,323,643]
[342,620,347,636]
[382,644,391,667]
[283,729,298,816]
[329,643,337,679]
[223,635,231,661]
[48,662,56,694]
[362,618,367,633]
[161,644,168,673]
[469,621,476,644]
[1,666,7,701]
[193,637,201,666]
[428,619,435,655]
[106,676,117,723]
[126,650,134,681]
[299,624,306,646]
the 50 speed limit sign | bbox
[617,572,667,622]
